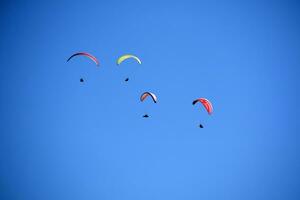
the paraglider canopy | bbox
[67,52,99,66]
[140,92,157,103]
[117,54,142,65]
[192,98,213,115]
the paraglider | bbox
[67,52,99,83]
[117,54,142,82]
[117,54,142,65]
[67,52,99,66]
[192,98,213,128]
[140,92,157,118]
[192,98,213,115]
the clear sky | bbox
[0,0,299,199]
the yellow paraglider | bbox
[117,54,142,65]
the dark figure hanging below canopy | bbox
[199,124,204,128]
[80,78,84,83]
[125,78,129,82]
[143,114,149,118]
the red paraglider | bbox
[192,98,213,115]
[67,52,99,66]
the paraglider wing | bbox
[67,52,99,66]
[117,54,142,65]
[140,92,157,103]
[192,98,213,115]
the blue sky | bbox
[0,0,299,199]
